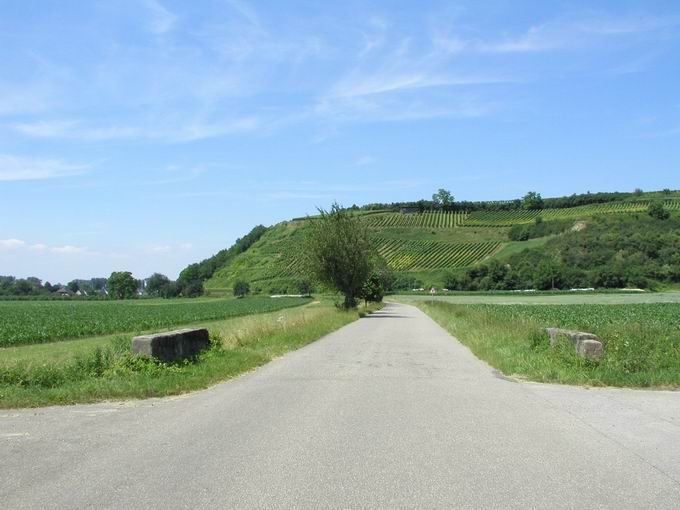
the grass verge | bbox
[413,301,680,388]
[0,300,382,408]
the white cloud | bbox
[144,243,194,254]
[0,155,87,181]
[0,239,89,254]
[145,0,177,35]
[10,117,261,142]
[51,245,88,255]
[315,94,496,123]
[353,156,375,167]
[146,244,172,254]
[0,86,49,115]
[0,239,26,249]
[10,120,80,137]
[329,73,504,99]
[478,15,673,54]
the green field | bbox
[414,300,680,387]
[396,291,680,305]
[0,297,310,347]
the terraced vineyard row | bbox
[374,238,502,270]
[362,200,680,229]
[363,211,468,228]
[462,201,656,226]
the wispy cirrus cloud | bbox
[0,154,87,181]
[476,14,675,53]
[10,117,261,142]
[353,156,376,167]
[2,5,677,143]
[145,0,177,35]
[314,10,676,125]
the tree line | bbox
[355,188,676,213]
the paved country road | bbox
[2,303,680,509]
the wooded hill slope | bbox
[186,191,680,294]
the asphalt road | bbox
[2,302,680,509]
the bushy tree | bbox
[304,203,376,308]
[107,271,138,299]
[180,278,204,298]
[297,279,313,296]
[147,273,174,297]
[233,280,250,298]
[177,264,204,297]
[534,261,561,290]
[13,279,35,295]
[432,188,454,208]
[359,269,390,305]
[392,273,423,291]
[648,201,670,220]
[522,191,544,210]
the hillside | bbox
[201,192,680,294]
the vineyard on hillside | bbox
[361,200,680,228]
[373,238,502,270]
[362,211,468,228]
[205,196,680,292]
[243,238,504,278]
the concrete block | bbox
[576,339,604,362]
[545,328,604,362]
[132,328,210,363]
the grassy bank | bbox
[396,291,680,304]
[414,301,680,387]
[0,300,380,408]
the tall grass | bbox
[416,301,680,388]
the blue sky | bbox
[1,0,679,283]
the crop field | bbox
[374,238,502,270]
[0,297,310,347]
[464,303,680,332]
[362,211,468,228]
[415,300,680,387]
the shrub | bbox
[648,202,670,220]
[233,280,250,298]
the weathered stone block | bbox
[546,328,598,347]
[545,328,603,361]
[132,328,210,363]
[576,339,604,361]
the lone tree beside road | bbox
[304,203,376,308]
